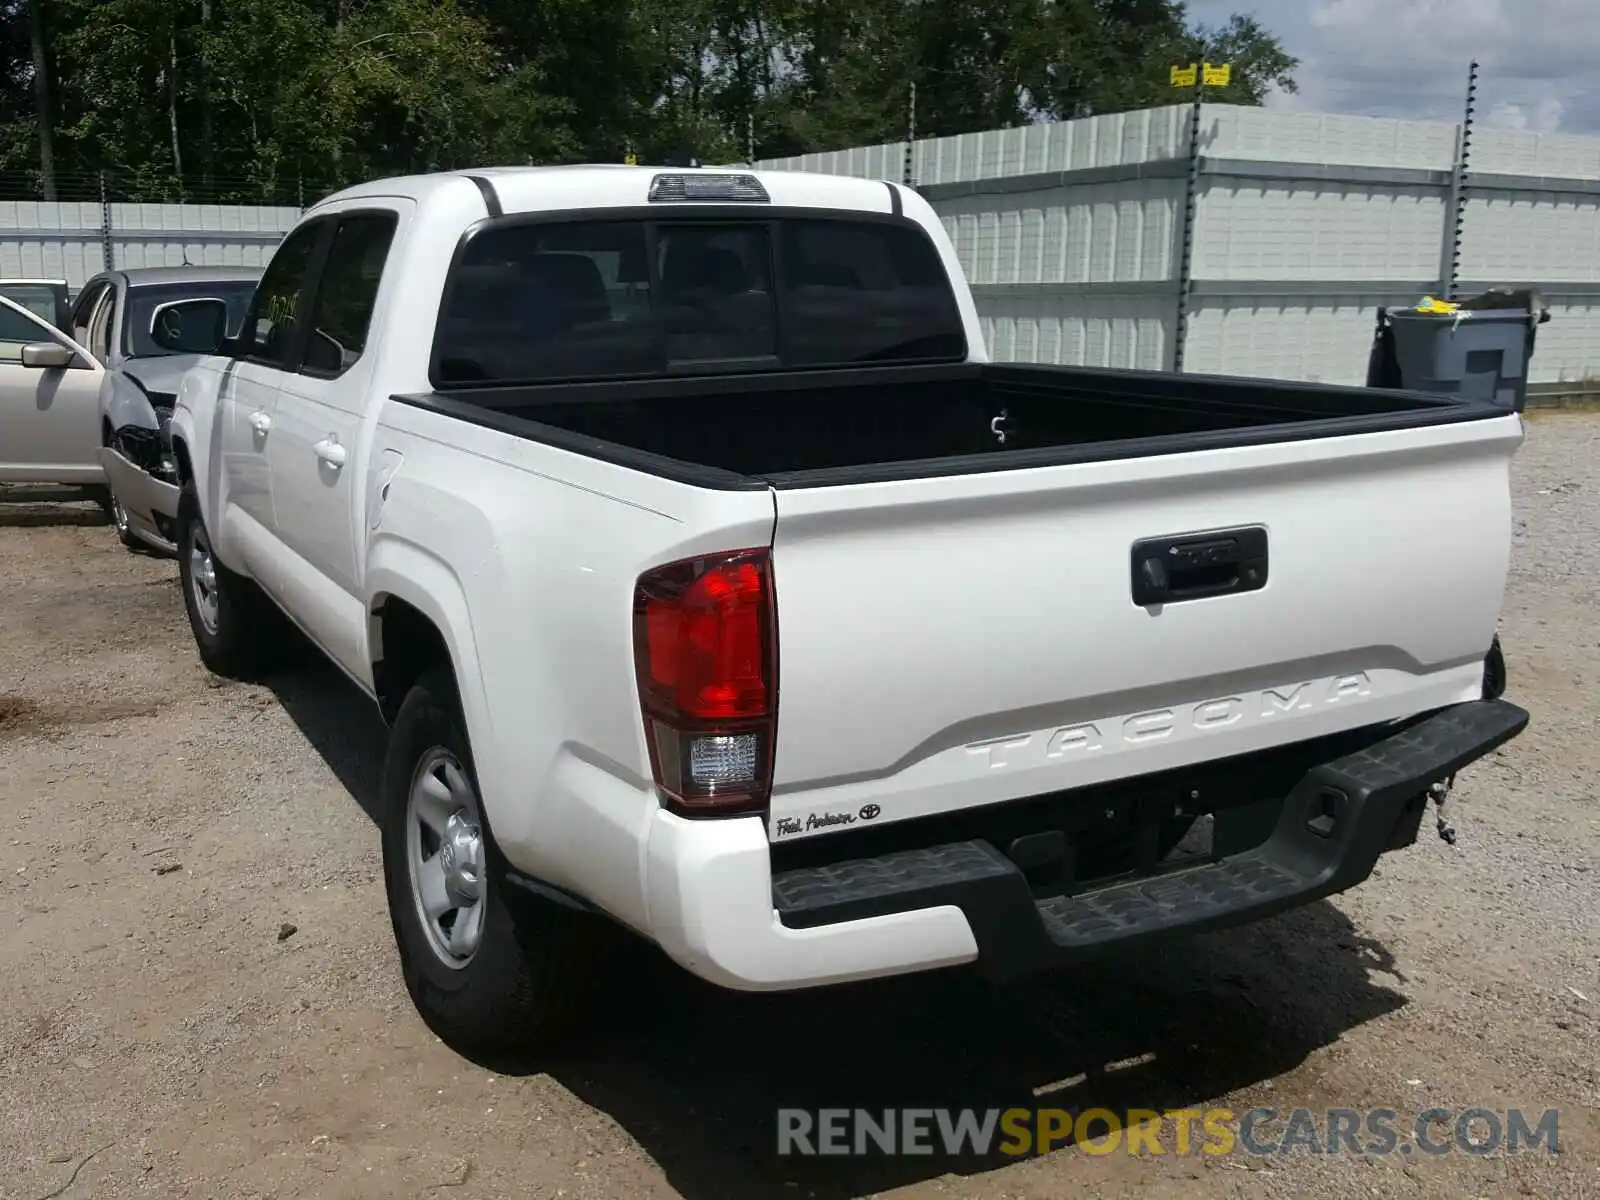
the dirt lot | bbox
[2,415,1597,1200]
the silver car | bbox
[0,291,107,499]
[76,266,261,553]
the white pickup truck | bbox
[158,165,1528,1054]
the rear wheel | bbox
[382,667,604,1055]
[175,482,286,678]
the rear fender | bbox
[365,537,493,807]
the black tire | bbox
[108,489,141,550]
[382,667,604,1056]
[103,436,145,552]
[175,481,285,678]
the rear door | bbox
[764,414,1522,839]
[0,295,106,483]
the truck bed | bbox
[396,361,1495,488]
[389,354,1519,846]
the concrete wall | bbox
[5,109,1596,388]
[0,201,300,290]
[758,104,1600,386]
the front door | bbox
[216,218,328,568]
[0,296,106,484]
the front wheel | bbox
[108,489,140,550]
[175,483,285,678]
[382,667,604,1056]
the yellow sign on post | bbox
[1173,62,1231,88]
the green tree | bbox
[0,0,1298,201]
[1181,12,1299,106]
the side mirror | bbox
[150,297,229,354]
[20,341,77,369]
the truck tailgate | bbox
[765,414,1521,841]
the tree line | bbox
[2,0,1297,205]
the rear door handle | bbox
[1131,526,1269,607]
[314,437,347,468]
[248,410,272,434]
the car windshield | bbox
[125,280,258,358]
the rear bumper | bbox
[641,699,1527,991]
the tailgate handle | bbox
[1131,526,1269,607]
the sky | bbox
[1187,0,1600,134]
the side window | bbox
[88,289,117,362]
[240,220,326,368]
[0,301,57,364]
[71,282,106,346]
[300,212,399,377]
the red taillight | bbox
[633,549,776,815]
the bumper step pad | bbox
[771,700,1528,977]
[1036,856,1304,947]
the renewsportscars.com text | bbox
[776,1106,1561,1159]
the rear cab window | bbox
[430,213,965,388]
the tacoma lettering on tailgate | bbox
[967,673,1373,770]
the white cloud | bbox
[1484,98,1565,134]
[1194,0,1600,133]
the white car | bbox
[157,165,1528,1056]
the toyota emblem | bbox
[859,803,882,820]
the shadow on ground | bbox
[0,484,110,528]
[542,912,1405,1198]
[0,503,108,528]
[264,654,1409,1199]
[265,657,389,825]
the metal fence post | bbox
[903,81,917,188]
[1439,60,1479,300]
[1172,83,1206,372]
[98,172,115,271]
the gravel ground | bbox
[1,414,1597,1200]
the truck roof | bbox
[309,164,903,221]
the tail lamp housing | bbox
[633,548,776,815]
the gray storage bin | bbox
[1367,289,1550,412]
